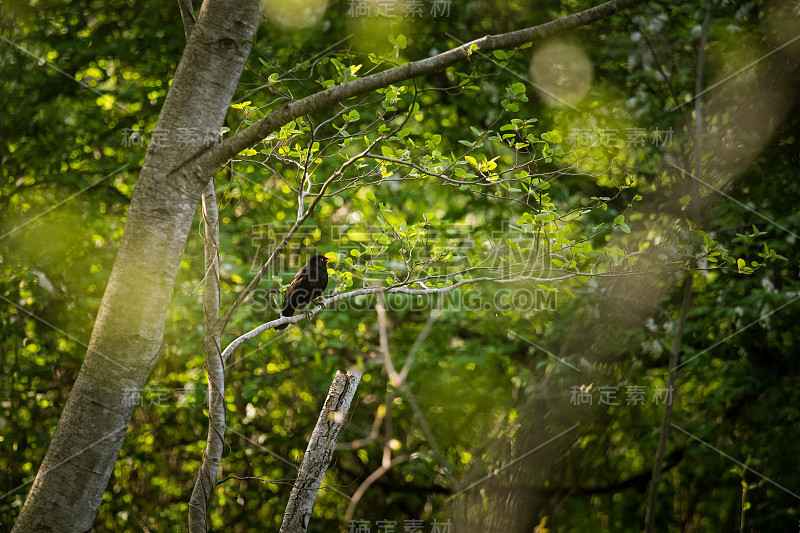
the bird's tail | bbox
[274,308,294,330]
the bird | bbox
[275,255,332,330]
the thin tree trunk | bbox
[188,181,224,531]
[280,370,362,533]
[643,1,714,528]
[644,275,694,531]
[11,2,261,530]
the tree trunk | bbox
[11,1,261,530]
[187,181,225,531]
[280,370,363,533]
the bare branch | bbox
[337,404,387,451]
[177,0,196,39]
[220,275,551,363]
[366,153,457,183]
[397,298,440,385]
[343,454,410,524]
[220,262,675,364]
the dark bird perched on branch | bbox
[275,255,332,330]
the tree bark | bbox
[188,181,224,531]
[280,370,362,533]
[11,1,261,530]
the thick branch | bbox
[174,0,644,179]
[280,370,363,533]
